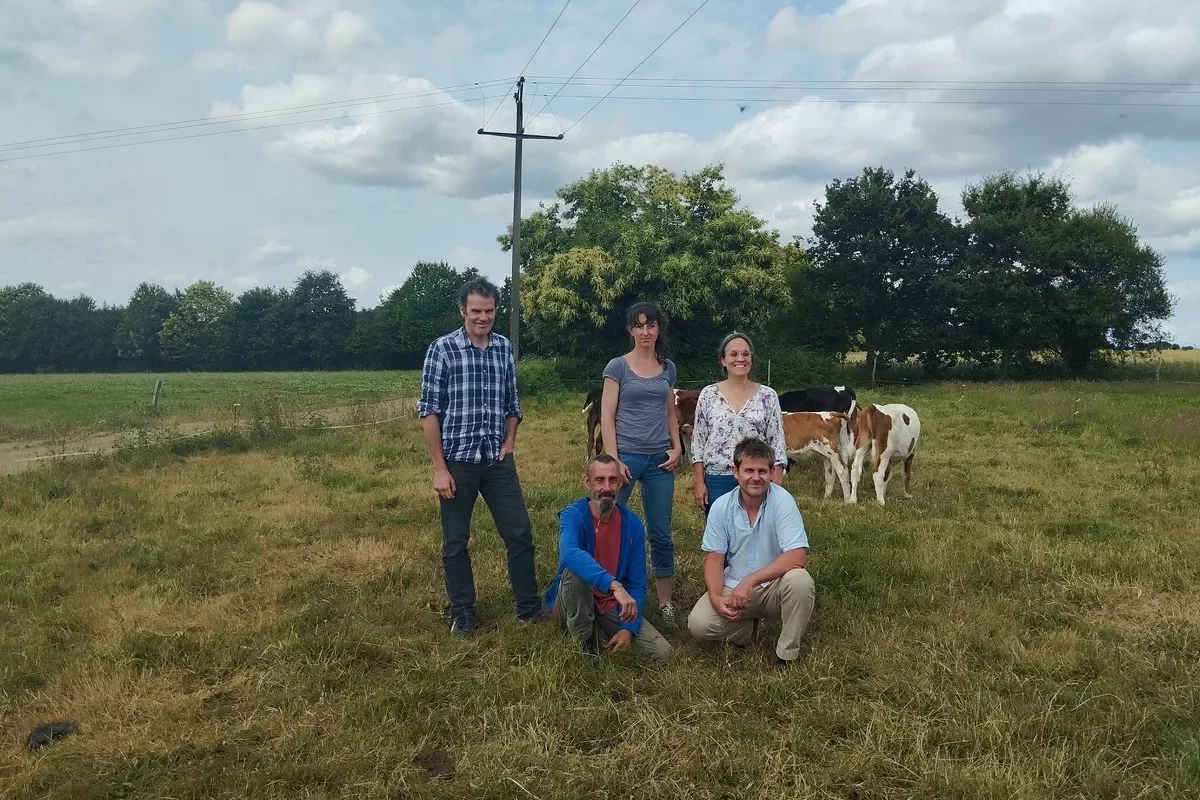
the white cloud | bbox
[214,72,513,197]
[69,0,163,25]
[339,265,372,291]
[0,211,111,244]
[247,238,294,265]
[198,0,379,70]
[326,9,378,59]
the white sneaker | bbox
[658,603,678,632]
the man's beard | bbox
[593,492,616,511]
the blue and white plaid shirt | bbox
[418,327,522,464]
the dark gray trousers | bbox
[439,456,541,620]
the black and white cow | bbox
[778,385,857,416]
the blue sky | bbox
[2,0,1198,345]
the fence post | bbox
[871,352,879,387]
[767,358,772,386]
[151,379,163,411]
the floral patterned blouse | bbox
[691,383,788,476]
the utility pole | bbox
[478,76,563,361]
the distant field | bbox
[1,381,1198,798]
[0,372,420,441]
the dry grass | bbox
[1,381,1198,799]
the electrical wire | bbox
[525,0,642,129]
[480,0,573,131]
[1,94,507,162]
[563,0,711,134]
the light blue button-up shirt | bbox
[701,483,809,590]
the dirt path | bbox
[0,397,416,475]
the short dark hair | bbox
[585,452,618,477]
[733,437,774,468]
[460,277,500,308]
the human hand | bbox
[613,585,638,622]
[713,594,741,623]
[606,629,633,651]
[498,439,514,460]
[433,467,456,500]
[661,447,682,472]
[694,483,708,510]
[728,580,754,611]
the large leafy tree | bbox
[159,281,233,370]
[226,287,291,371]
[285,270,356,370]
[0,283,63,372]
[962,171,1173,374]
[500,164,794,364]
[115,283,178,370]
[805,167,964,373]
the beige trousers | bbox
[686,568,815,661]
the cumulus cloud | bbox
[0,210,133,247]
[213,72,514,197]
[247,238,294,265]
[196,0,379,70]
[0,0,161,79]
[296,255,373,292]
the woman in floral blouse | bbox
[690,331,789,514]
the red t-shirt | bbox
[592,507,622,616]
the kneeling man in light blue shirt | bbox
[687,437,816,669]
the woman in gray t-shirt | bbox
[600,301,683,630]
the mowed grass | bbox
[0,371,419,441]
[1,382,1199,799]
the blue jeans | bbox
[616,451,676,579]
[703,473,739,517]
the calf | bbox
[673,388,701,464]
[780,411,853,502]
[778,385,857,416]
[849,403,921,505]
[582,386,604,457]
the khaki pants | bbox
[558,569,672,661]
[687,568,815,662]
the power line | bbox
[525,0,642,129]
[532,78,1200,96]
[532,75,1200,89]
[480,0,573,131]
[548,92,1200,109]
[1,94,507,162]
[1,79,515,152]
[564,0,711,134]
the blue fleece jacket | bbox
[543,498,649,635]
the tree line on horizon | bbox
[0,163,1178,379]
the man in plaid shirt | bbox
[419,277,547,637]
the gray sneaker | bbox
[450,615,477,638]
[658,603,678,632]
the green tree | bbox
[962,171,1173,374]
[501,163,794,364]
[805,166,964,374]
[159,281,233,370]
[285,271,357,370]
[227,287,291,370]
[0,283,64,372]
[115,283,178,370]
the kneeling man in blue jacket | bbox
[544,454,672,660]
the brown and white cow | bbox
[780,411,853,502]
[849,403,921,505]
[673,388,701,464]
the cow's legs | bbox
[902,454,915,499]
[873,448,894,505]
[849,446,870,504]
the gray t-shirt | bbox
[603,356,677,455]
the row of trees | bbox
[0,163,1176,377]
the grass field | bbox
[1,377,1199,798]
[0,372,419,442]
